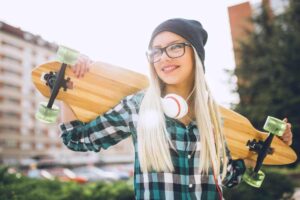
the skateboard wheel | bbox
[263,116,286,136]
[56,45,80,66]
[35,102,60,123]
[242,168,265,188]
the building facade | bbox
[0,21,134,166]
[228,0,289,66]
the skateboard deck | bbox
[219,106,296,165]
[31,61,297,166]
[32,61,149,122]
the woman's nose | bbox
[160,50,171,62]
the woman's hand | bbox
[243,158,256,168]
[243,118,293,169]
[279,118,293,146]
[72,54,93,78]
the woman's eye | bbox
[169,44,183,51]
[151,49,161,57]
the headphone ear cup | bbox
[161,97,178,118]
[161,94,188,119]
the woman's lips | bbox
[161,65,180,73]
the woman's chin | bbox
[161,78,181,85]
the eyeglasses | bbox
[146,42,192,63]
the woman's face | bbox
[150,31,194,86]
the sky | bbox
[0,0,261,107]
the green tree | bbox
[223,169,295,200]
[233,0,300,164]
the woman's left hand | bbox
[244,118,293,169]
[279,118,293,146]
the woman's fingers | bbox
[244,158,256,168]
[79,58,87,78]
[74,57,83,77]
[72,54,91,78]
[280,118,293,146]
[86,60,93,73]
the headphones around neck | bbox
[161,88,209,119]
[161,94,189,119]
[161,87,196,119]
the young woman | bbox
[60,18,293,200]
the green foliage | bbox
[231,0,300,162]
[0,165,298,199]
[0,166,134,200]
[223,168,295,200]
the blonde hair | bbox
[137,48,228,179]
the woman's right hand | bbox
[243,158,256,168]
[61,54,93,122]
[72,54,93,78]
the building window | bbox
[2,68,22,76]
[2,83,20,91]
[48,129,57,138]
[5,97,20,104]
[50,144,56,150]
[0,126,19,133]
[24,33,33,41]
[20,142,31,150]
[21,128,29,135]
[1,111,20,119]
[5,140,17,148]
[2,41,23,51]
[3,55,22,65]
[36,143,44,150]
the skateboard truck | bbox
[43,71,72,91]
[35,46,79,123]
[243,116,286,187]
[247,139,274,155]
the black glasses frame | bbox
[146,42,192,63]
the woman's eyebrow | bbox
[152,40,183,48]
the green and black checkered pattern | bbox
[60,91,245,200]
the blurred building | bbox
[0,21,134,166]
[228,0,289,66]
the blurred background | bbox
[0,0,299,199]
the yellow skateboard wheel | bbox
[243,168,265,188]
[35,102,60,123]
[56,45,79,66]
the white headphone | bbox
[161,87,198,119]
[161,93,189,119]
[161,87,209,119]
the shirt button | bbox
[189,184,193,188]
[188,154,191,159]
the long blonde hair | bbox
[137,48,228,179]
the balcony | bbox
[0,102,22,112]
[0,45,23,60]
[0,74,22,86]
[0,88,22,99]
[0,60,23,74]
[0,118,21,127]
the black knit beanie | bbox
[149,18,208,71]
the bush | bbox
[223,168,295,200]
[0,166,134,200]
[1,165,297,200]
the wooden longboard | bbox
[219,106,296,165]
[31,61,297,165]
[32,61,149,122]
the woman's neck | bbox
[164,82,194,101]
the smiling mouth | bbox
[162,65,180,73]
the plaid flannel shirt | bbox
[60,91,245,200]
